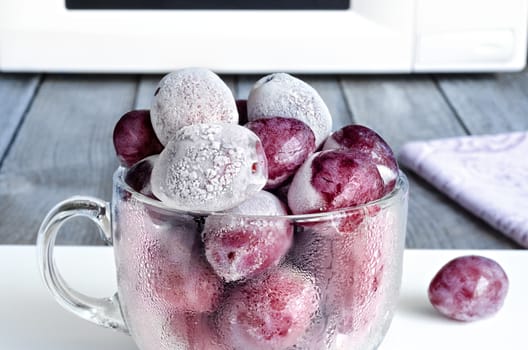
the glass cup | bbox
[37,164,408,350]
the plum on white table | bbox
[428,255,509,322]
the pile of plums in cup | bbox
[113,68,507,349]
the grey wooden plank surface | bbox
[135,75,160,109]
[435,72,528,134]
[0,72,524,249]
[304,76,353,129]
[0,74,41,164]
[340,76,520,249]
[0,75,136,244]
[235,75,255,99]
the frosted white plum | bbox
[202,191,293,281]
[150,68,238,145]
[247,73,332,147]
[151,123,268,212]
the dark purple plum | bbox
[246,117,316,189]
[113,110,164,167]
[428,255,509,322]
[323,125,398,193]
[236,99,249,125]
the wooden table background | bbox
[0,71,526,248]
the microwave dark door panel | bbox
[65,0,350,10]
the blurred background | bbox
[0,0,527,249]
[1,0,526,72]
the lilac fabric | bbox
[398,132,528,248]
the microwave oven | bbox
[0,0,526,73]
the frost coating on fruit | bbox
[247,73,332,147]
[246,117,316,189]
[287,150,384,215]
[218,267,319,350]
[287,152,326,215]
[151,68,238,145]
[428,255,509,322]
[203,191,293,281]
[151,123,268,212]
[323,125,398,193]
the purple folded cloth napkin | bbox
[399,132,528,248]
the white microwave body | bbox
[0,0,526,73]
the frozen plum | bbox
[287,150,384,233]
[151,256,223,313]
[290,211,399,349]
[151,68,238,145]
[148,233,224,313]
[323,125,398,193]
[203,191,293,281]
[288,229,335,303]
[113,110,164,167]
[140,214,222,312]
[247,73,332,147]
[428,255,509,322]
[330,213,394,338]
[151,123,268,212]
[246,117,316,189]
[218,267,319,350]
[115,198,223,313]
[165,313,227,350]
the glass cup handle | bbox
[37,196,128,333]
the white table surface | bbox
[0,246,525,350]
